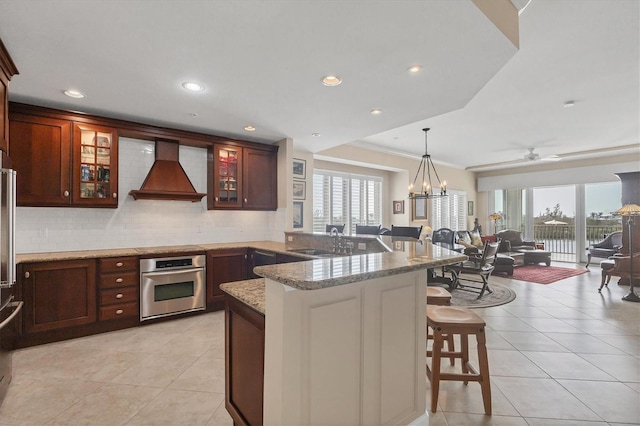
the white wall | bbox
[16,138,285,253]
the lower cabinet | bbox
[207,249,248,308]
[21,259,97,334]
[98,256,139,321]
[225,294,265,426]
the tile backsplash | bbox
[16,138,285,253]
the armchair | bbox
[447,241,500,298]
[432,228,455,249]
[586,231,622,268]
[494,229,536,252]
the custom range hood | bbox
[129,139,206,202]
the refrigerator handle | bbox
[0,169,16,289]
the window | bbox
[313,170,382,233]
[430,190,467,231]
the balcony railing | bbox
[532,224,621,255]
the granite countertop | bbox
[220,278,265,314]
[16,241,292,263]
[254,241,466,290]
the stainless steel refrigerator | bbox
[0,151,19,406]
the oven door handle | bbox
[0,300,23,331]
[142,268,203,278]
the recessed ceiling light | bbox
[63,89,85,99]
[188,112,198,118]
[407,65,423,74]
[311,133,321,137]
[563,100,575,108]
[370,109,383,115]
[244,125,256,132]
[181,81,205,92]
[321,75,342,86]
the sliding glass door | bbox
[533,185,576,262]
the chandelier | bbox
[408,128,447,199]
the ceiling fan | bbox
[523,147,560,162]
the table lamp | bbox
[615,203,640,303]
[489,213,502,234]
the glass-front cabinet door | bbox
[73,123,118,207]
[211,145,243,208]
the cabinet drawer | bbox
[100,257,138,273]
[99,271,138,289]
[99,302,138,321]
[99,287,138,306]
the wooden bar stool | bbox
[426,286,454,365]
[426,305,491,415]
[427,286,452,305]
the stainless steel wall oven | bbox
[140,254,205,321]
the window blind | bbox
[430,190,467,231]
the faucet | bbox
[330,227,339,236]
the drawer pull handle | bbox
[116,293,123,299]
[112,192,117,198]
[116,309,124,315]
[116,262,124,267]
[115,278,124,283]
[25,271,30,279]
[64,190,69,197]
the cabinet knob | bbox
[116,293,123,299]
[215,196,219,201]
[116,309,124,315]
[244,198,248,203]
[24,271,30,279]
[64,190,69,197]
[115,278,123,283]
[116,262,124,267]
[112,193,117,198]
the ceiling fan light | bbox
[543,155,561,161]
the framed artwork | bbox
[293,180,306,200]
[468,201,474,216]
[411,198,428,221]
[293,201,303,228]
[393,200,404,214]
[293,158,306,179]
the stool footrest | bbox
[439,372,482,382]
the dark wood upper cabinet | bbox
[10,114,72,206]
[0,38,19,154]
[72,123,118,207]
[208,143,278,210]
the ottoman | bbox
[493,254,515,276]
[520,249,551,266]
[599,259,615,292]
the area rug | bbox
[449,282,516,308]
[508,265,587,284]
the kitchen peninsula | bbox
[221,233,466,426]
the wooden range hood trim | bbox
[129,139,206,202]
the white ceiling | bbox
[0,0,638,172]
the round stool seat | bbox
[427,305,485,326]
[427,286,452,304]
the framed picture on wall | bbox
[411,198,428,221]
[393,200,404,214]
[293,180,306,200]
[468,201,474,216]
[293,158,306,179]
[293,201,303,228]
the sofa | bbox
[494,229,536,252]
[586,231,622,268]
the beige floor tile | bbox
[442,412,529,425]
[483,317,536,332]
[110,353,198,388]
[624,381,640,393]
[595,333,640,355]
[495,331,570,352]
[537,306,602,320]
[492,376,601,421]
[0,376,103,424]
[545,332,626,354]
[500,306,554,318]
[484,349,549,378]
[49,383,162,425]
[169,356,225,393]
[522,351,615,380]
[519,317,582,333]
[206,399,234,426]
[524,418,608,425]
[127,388,224,425]
[431,379,519,416]
[578,353,640,382]
[563,318,635,335]
[559,379,640,424]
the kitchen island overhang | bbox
[224,238,465,426]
